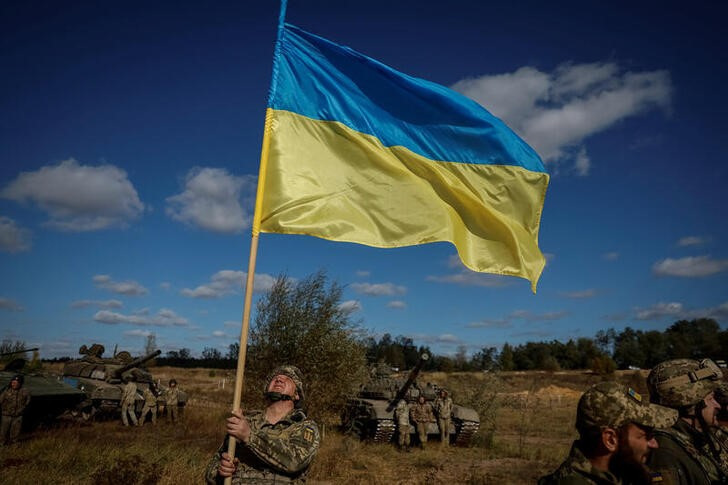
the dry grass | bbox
[0,368,648,484]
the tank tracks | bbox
[371,419,396,443]
[453,420,479,446]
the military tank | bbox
[341,353,480,445]
[61,344,186,419]
[0,348,86,427]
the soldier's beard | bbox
[610,435,652,485]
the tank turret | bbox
[62,344,184,420]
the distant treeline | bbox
[154,317,728,372]
[35,318,726,373]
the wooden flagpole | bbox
[222,5,286,482]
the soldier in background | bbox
[0,375,31,445]
[434,389,454,446]
[410,395,435,449]
[120,375,139,427]
[646,358,728,484]
[204,365,320,484]
[166,378,180,423]
[394,399,411,452]
[139,383,158,425]
[539,381,676,485]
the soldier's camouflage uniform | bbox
[120,380,138,426]
[139,387,157,425]
[410,400,434,446]
[394,399,411,449]
[204,408,320,484]
[0,379,31,445]
[434,394,453,445]
[166,385,180,423]
[538,443,622,485]
[648,419,725,485]
[645,358,727,485]
[539,381,677,485]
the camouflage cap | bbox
[576,381,677,434]
[647,358,722,408]
[266,365,305,403]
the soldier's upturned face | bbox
[268,374,297,399]
[10,380,20,389]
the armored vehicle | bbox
[0,348,86,427]
[61,344,186,419]
[341,353,480,445]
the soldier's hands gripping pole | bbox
[224,233,260,485]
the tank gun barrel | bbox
[0,347,39,357]
[112,349,161,377]
[386,353,429,411]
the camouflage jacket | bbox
[204,408,320,484]
[165,387,179,406]
[0,386,31,417]
[538,441,622,485]
[434,396,453,418]
[121,382,137,405]
[647,419,726,485]
[394,401,410,427]
[142,387,157,406]
[714,425,728,473]
[410,402,435,423]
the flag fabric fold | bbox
[253,23,549,292]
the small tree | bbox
[247,271,368,420]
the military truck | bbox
[61,344,186,419]
[341,353,480,445]
[0,348,86,427]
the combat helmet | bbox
[576,381,676,435]
[647,358,722,409]
[265,365,305,407]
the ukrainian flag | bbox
[253,23,549,292]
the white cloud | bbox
[355,270,371,278]
[181,270,276,299]
[467,309,568,328]
[0,216,32,253]
[634,300,728,321]
[559,289,597,299]
[652,256,728,277]
[93,274,148,296]
[386,300,407,309]
[1,159,144,231]
[166,167,256,233]
[211,330,227,338]
[427,255,514,288]
[93,308,189,326]
[124,329,152,337]
[339,300,362,313]
[224,320,239,328]
[677,236,707,247]
[71,299,123,309]
[602,252,620,261]
[452,62,672,175]
[635,302,684,320]
[350,282,406,296]
[159,282,171,290]
[0,297,23,312]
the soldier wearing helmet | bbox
[539,381,676,485]
[714,384,728,475]
[0,374,31,445]
[205,365,320,484]
[646,358,728,484]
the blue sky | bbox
[2,1,727,359]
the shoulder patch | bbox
[302,424,316,443]
[628,387,642,402]
[650,472,663,482]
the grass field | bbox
[0,367,649,484]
